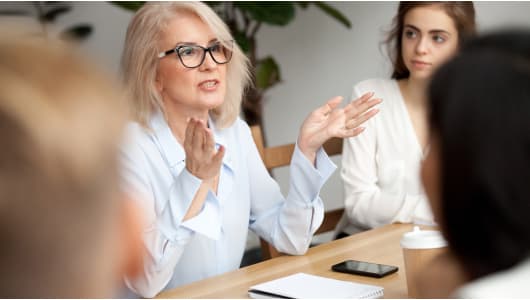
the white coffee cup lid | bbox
[400,226,448,249]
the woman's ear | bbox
[118,194,144,279]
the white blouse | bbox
[120,111,335,297]
[337,78,434,234]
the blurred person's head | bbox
[0,28,143,297]
[386,1,476,80]
[121,1,251,129]
[422,29,530,280]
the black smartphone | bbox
[331,259,398,278]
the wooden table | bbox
[158,223,421,298]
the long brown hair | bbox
[386,1,476,79]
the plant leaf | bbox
[256,56,281,89]
[110,1,145,11]
[42,6,70,22]
[60,24,92,41]
[234,30,251,54]
[235,2,295,26]
[312,2,351,29]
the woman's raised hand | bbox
[184,118,225,180]
[297,92,381,164]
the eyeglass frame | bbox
[157,40,234,69]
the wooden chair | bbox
[250,125,345,260]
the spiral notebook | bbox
[248,272,384,299]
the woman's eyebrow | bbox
[173,39,219,47]
[404,24,451,35]
[174,41,199,46]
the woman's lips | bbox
[198,79,219,91]
[411,60,432,68]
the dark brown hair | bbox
[428,29,530,279]
[386,1,476,79]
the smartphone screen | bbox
[331,260,398,278]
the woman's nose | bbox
[415,37,429,55]
[199,50,217,70]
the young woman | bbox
[119,2,381,297]
[338,2,476,235]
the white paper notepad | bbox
[248,272,384,299]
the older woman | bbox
[120,2,380,297]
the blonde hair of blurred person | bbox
[337,2,476,236]
[0,28,143,298]
[120,2,381,297]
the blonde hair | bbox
[0,27,128,297]
[121,2,251,129]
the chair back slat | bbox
[250,125,345,260]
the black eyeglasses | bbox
[158,40,233,68]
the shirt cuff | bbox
[314,145,337,180]
[158,167,201,242]
[181,190,222,240]
[288,143,337,206]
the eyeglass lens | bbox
[177,41,233,68]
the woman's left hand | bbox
[297,92,381,164]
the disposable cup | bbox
[400,226,448,298]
